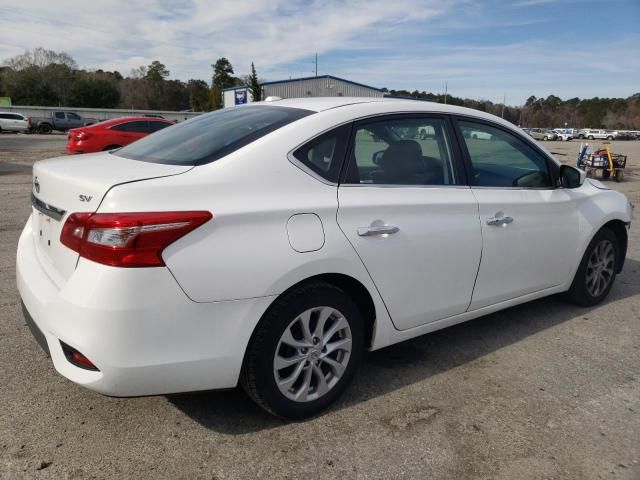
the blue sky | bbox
[0,0,638,105]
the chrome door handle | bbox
[486,215,514,226]
[357,225,399,236]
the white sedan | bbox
[17,98,632,419]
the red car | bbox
[66,116,174,154]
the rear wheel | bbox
[38,124,52,134]
[607,136,613,140]
[588,135,594,140]
[602,170,611,180]
[565,228,618,306]
[615,170,624,182]
[241,282,364,420]
[543,136,548,141]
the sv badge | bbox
[79,195,93,202]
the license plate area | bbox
[36,211,55,251]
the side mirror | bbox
[559,164,586,188]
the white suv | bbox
[0,112,30,133]
[578,129,615,140]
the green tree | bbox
[68,77,120,108]
[248,62,261,102]
[146,60,170,82]
[210,83,222,110]
[188,79,210,111]
[211,57,235,90]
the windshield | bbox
[114,105,313,165]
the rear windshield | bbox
[113,105,313,165]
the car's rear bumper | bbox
[16,220,274,397]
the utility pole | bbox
[444,81,447,104]
[501,94,506,118]
[314,53,318,77]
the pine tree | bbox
[248,62,261,102]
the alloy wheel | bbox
[586,240,615,297]
[273,306,352,402]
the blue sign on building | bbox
[235,89,248,105]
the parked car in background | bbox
[31,111,97,134]
[66,117,174,154]
[577,129,615,140]
[552,129,573,141]
[18,98,632,419]
[528,128,557,141]
[0,112,30,133]
[612,131,634,140]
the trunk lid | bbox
[30,152,192,285]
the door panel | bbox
[338,187,482,329]
[454,118,579,309]
[469,188,578,309]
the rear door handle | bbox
[486,214,514,226]
[357,225,399,236]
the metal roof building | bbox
[261,75,384,99]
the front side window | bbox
[115,106,312,165]
[457,120,552,188]
[344,116,456,186]
[292,125,350,182]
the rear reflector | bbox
[60,211,212,267]
[60,342,99,371]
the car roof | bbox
[85,116,173,128]
[254,97,515,126]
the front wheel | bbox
[565,228,619,306]
[241,282,364,419]
[607,136,613,140]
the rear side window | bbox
[292,125,350,182]
[111,121,148,133]
[55,112,65,119]
[115,106,313,166]
[344,116,457,186]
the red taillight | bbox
[73,131,90,141]
[60,211,212,267]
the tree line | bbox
[381,89,640,130]
[0,48,262,112]
[1,48,638,129]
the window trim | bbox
[339,113,467,187]
[450,114,560,190]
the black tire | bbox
[38,123,52,134]
[602,170,611,180]
[103,145,122,151]
[615,170,623,182]
[607,136,613,140]
[588,135,594,140]
[241,281,364,420]
[565,228,619,306]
